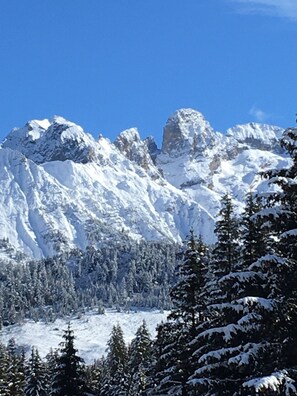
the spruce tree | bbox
[101,324,129,396]
[51,324,86,396]
[241,191,266,268]
[84,357,105,395]
[213,194,240,274]
[128,320,152,395]
[188,193,270,394]
[151,232,208,395]
[24,347,47,396]
[6,339,25,396]
[0,342,9,395]
[147,320,182,395]
[169,232,208,333]
[207,193,240,305]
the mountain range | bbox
[0,108,291,258]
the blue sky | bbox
[0,0,296,146]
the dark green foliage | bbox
[84,357,105,395]
[151,233,209,395]
[169,232,208,332]
[101,324,129,396]
[51,324,86,396]
[6,338,25,396]
[148,320,184,395]
[24,347,48,396]
[213,194,240,275]
[0,342,10,395]
[241,191,266,268]
[206,194,240,306]
[128,320,152,395]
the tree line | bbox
[0,241,178,327]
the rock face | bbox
[0,109,292,258]
[114,128,161,179]
[162,109,220,156]
[2,116,98,164]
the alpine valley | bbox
[0,108,291,259]
[0,109,296,395]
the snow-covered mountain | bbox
[156,109,290,215]
[0,109,291,258]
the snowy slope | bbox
[0,117,214,257]
[0,109,291,257]
[0,309,168,364]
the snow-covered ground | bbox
[0,309,168,364]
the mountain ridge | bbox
[0,109,292,258]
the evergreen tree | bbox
[169,232,208,332]
[206,193,240,305]
[188,193,269,394]
[101,324,129,396]
[241,191,266,268]
[84,357,105,395]
[0,342,9,395]
[151,233,208,395]
[128,320,152,395]
[51,324,86,396]
[45,348,59,392]
[24,347,47,396]
[147,320,182,395]
[6,338,25,396]
[213,194,240,274]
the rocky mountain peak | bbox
[2,117,98,164]
[144,136,160,163]
[162,108,219,155]
[114,128,162,179]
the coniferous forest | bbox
[0,127,296,395]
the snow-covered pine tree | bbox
[6,338,25,396]
[101,324,129,396]
[0,342,9,395]
[213,193,240,275]
[51,324,86,396]
[45,348,59,392]
[188,192,273,395]
[241,191,266,268]
[128,320,152,395]
[24,347,48,396]
[206,193,240,305]
[150,232,208,395]
[241,126,297,394]
[169,232,208,332]
[147,320,182,395]
[84,357,105,395]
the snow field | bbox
[0,309,168,364]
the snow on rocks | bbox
[0,109,292,257]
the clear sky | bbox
[0,0,296,146]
